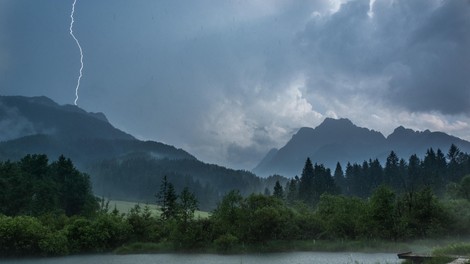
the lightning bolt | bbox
[69,0,83,106]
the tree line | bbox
[1,148,470,256]
[279,144,470,207]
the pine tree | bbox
[313,163,338,200]
[299,158,315,205]
[273,180,284,200]
[157,176,178,220]
[385,151,399,190]
[333,162,345,194]
[407,154,422,191]
[447,144,462,182]
[286,177,299,205]
[179,187,198,226]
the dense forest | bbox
[284,144,470,206]
[1,145,470,257]
[87,152,267,210]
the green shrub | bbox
[214,233,238,252]
[39,230,69,256]
[0,215,47,256]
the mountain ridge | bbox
[0,95,271,210]
[254,118,470,177]
[0,95,194,163]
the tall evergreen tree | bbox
[407,154,422,191]
[397,158,408,191]
[312,163,338,200]
[299,158,315,205]
[447,144,462,182]
[385,151,400,190]
[157,176,178,220]
[369,159,384,190]
[178,187,198,226]
[423,148,437,188]
[273,180,284,200]
[435,149,447,195]
[333,162,345,194]
[285,177,299,205]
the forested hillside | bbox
[0,96,276,208]
[88,152,266,210]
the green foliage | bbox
[433,243,470,256]
[66,213,130,253]
[0,215,47,257]
[38,230,69,256]
[299,158,315,204]
[316,194,370,240]
[459,175,470,200]
[0,154,98,217]
[299,158,338,205]
[127,204,161,242]
[66,218,97,253]
[211,190,244,237]
[178,187,198,225]
[443,199,470,234]
[214,233,238,252]
[273,180,284,200]
[370,186,402,240]
[398,188,449,238]
[285,176,299,205]
[3,149,470,257]
[157,176,179,220]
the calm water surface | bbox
[1,252,402,264]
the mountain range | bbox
[3,95,470,206]
[0,96,266,210]
[254,118,470,177]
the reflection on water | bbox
[1,252,402,264]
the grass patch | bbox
[432,243,470,256]
[106,199,210,218]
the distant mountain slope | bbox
[254,118,470,177]
[0,95,194,165]
[0,96,134,141]
[0,95,274,210]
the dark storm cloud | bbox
[1,0,469,169]
[298,0,470,115]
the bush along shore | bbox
[2,151,470,257]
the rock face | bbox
[253,118,470,177]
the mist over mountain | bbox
[0,96,270,210]
[0,95,194,165]
[254,118,470,177]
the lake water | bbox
[1,252,402,264]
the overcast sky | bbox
[1,0,469,169]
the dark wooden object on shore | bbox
[397,252,434,264]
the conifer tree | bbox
[157,176,178,220]
[273,180,284,200]
[299,158,315,205]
